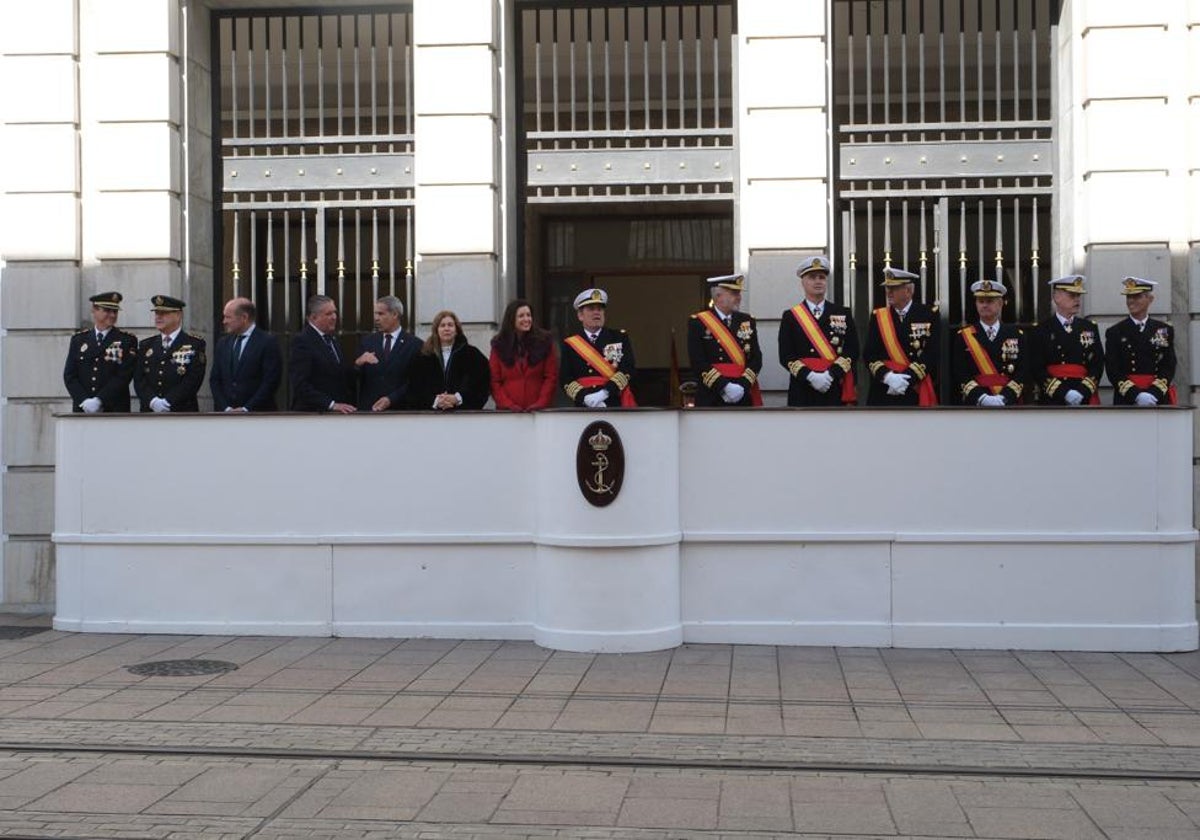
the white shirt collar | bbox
[1056,313,1074,327]
[240,324,256,340]
[894,303,912,319]
[161,327,181,344]
[807,299,825,313]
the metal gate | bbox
[518,1,735,203]
[215,7,415,366]
[834,0,1059,329]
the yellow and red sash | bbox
[1046,363,1100,405]
[961,326,1011,397]
[875,308,937,406]
[790,304,855,403]
[1128,373,1178,405]
[564,335,637,407]
[697,310,762,406]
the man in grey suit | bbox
[355,295,422,411]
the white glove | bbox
[80,397,102,414]
[150,397,171,413]
[721,382,745,404]
[1135,391,1158,407]
[882,371,911,395]
[1063,389,1084,406]
[806,370,834,393]
[978,394,1005,407]
[582,390,608,408]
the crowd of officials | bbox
[63,256,1177,414]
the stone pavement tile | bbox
[418,709,507,729]
[77,759,206,787]
[885,778,970,833]
[151,764,319,814]
[0,759,101,805]
[646,714,726,734]
[717,776,791,831]
[552,699,654,732]
[340,664,426,687]
[1085,726,1163,745]
[455,675,535,694]
[914,721,1017,741]
[492,710,560,729]
[1144,728,1200,747]
[999,708,1079,725]
[303,768,448,821]
[359,694,441,726]
[495,772,628,824]
[1070,787,1197,831]
[286,653,381,671]
[26,781,172,813]
[673,645,732,666]
[782,711,861,738]
[854,704,914,722]
[1101,830,1200,840]
[417,790,505,822]
[624,776,721,800]
[859,721,923,739]
[255,668,358,691]
[950,782,1080,810]
[616,796,718,829]
[964,805,1105,839]
[725,702,783,735]
[1012,724,1101,743]
[440,769,518,795]
[286,697,389,725]
[523,673,586,693]
[651,700,726,717]
[791,801,895,835]
[0,663,59,682]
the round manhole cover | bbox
[126,659,239,677]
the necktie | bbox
[722,315,731,329]
[162,336,171,352]
[987,325,997,341]
[589,332,598,345]
[96,331,104,345]
[232,334,246,370]
[323,334,340,362]
[382,333,393,359]
[1137,321,1145,333]
[812,305,822,320]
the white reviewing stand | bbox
[53,408,1198,653]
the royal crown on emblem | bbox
[588,428,612,450]
[153,296,163,306]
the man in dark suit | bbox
[210,296,282,412]
[1105,276,1177,405]
[862,266,940,406]
[135,294,207,412]
[687,273,762,406]
[355,294,421,411]
[778,255,859,406]
[951,278,1028,406]
[289,294,357,413]
[63,291,138,413]
[1029,275,1104,405]
[559,288,637,407]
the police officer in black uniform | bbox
[63,291,138,413]
[1105,276,1177,406]
[778,255,860,407]
[951,278,1028,406]
[687,273,762,407]
[135,295,207,413]
[862,266,940,406]
[559,288,637,407]
[1029,275,1103,405]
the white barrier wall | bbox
[53,409,1198,652]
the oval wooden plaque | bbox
[576,420,624,507]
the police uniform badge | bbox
[80,343,88,353]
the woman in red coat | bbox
[489,299,558,410]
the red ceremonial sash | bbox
[565,335,637,407]
[875,308,937,406]
[791,304,855,403]
[1129,373,1178,405]
[961,326,1008,396]
[698,311,762,406]
[1046,363,1100,405]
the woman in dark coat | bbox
[408,310,490,410]
[489,299,558,411]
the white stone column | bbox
[1056,1,1196,594]
[412,0,503,341]
[0,0,82,608]
[735,0,830,397]
[0,0,185,608]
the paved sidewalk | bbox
[1,614,1200,838]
